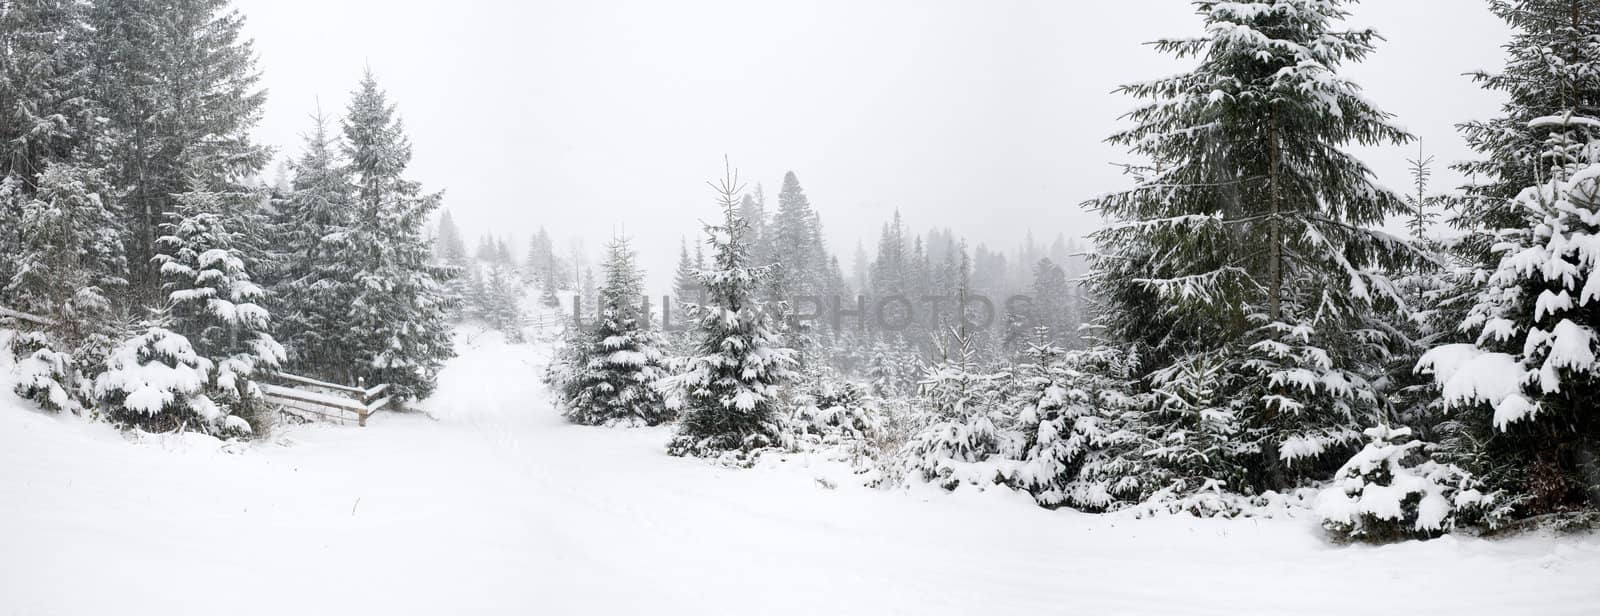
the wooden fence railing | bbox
[519,313,566,333]
[519,313,564,329]
[260,373,394,427]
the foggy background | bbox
[237,0,1510,293]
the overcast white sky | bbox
[237,0,1510,293]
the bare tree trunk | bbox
[1267,105,1283,322]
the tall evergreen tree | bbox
[851,240,870,295]
[435,209,467,266]
[1453,0,1600,252]
[666,163,797,457]
[5,163,125,346]
[337,70,455,399]
[89,0,269,296]
[0,0,102,306]
[1419,0,1600,515]
[479,263,523,339]
[1031,258,1072,345]
[1085,0,1415,494]
[268,111,359,381]
[769,171,821,301]
[5,163,126,413]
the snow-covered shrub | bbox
[542,325,585,398]
[791,371,880,444]
[94,327,250,437]
[9,331,85,413]
[1137,351,1256,502]
[864,341,920,398]
[896,332,1021,491]
[1133,485,1322,519]
[1105,317,1389,516]
[1316,425,1497,542]
[775,369,895,483]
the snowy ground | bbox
[4,326,1600,615]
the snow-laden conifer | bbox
[1420,118,1600,512]
[89,0,269,292]
[1420,0,1600,516]
[555,237,671,426]
[268,112,359,380]
[5,164,126,412]
[897,328,1019,490]
[156,187,285,422]
[337,71,455,399]
[1010,335,1141,510]
[665,163,797,457]
[1083,0,1416,495]
[95,326,250,437]
[1316,425,1496,541]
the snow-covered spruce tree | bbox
[0,0,99,290]
[1419,0,1600,517]
[337,71,455,399]
[1030,258,1073,347]
[156,187,285,427]
[6,163,127,412]
[898,327,1019,491]
[5,165,125,334]
[431,209,471,315]
[1381,148,1454,435]
[89,0,270,295]
[268,111,359,381]
[1009,332,1143,510]
[0,1,118,412]
[556,237,671,426]
[1315,425,1496,542]
[94,325,250,436]
[790,365,880,447]
[1137,350,1260,508]
[664,163,797,458]
[870,339,921,396]
[1453,0,1600,255]
[1420,124,1600,515]
[1083,0,1416,497]
[538,277,561,308]
[542,322,585,399]
[672,238,705,307]
[767,171,827,310]
[480,263,524,341]
[434,209,468,267]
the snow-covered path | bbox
[4,329,1599,615]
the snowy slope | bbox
[3,327,1599,615]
